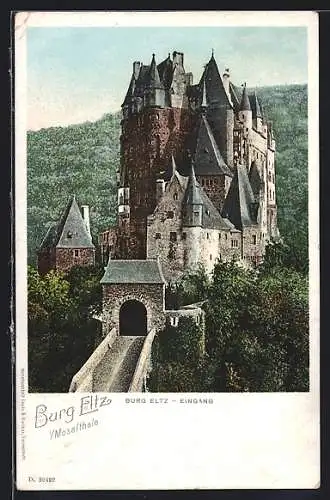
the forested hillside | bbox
[27,84,308,267]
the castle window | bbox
[194,211,199,217]
[225,234,228,240]
[173,193,178,201]
[167,211,174,219]
[155,233,161,240]
[231,239,238,248]
[67,231,73,239]
[206,209,210,216]
[252,235,257,245]
[210,254,212,261]
[206,233,210,239]
[170,232,177,242]
[73,249,80,257]
[182,232,187,240]
[219,233,221,239]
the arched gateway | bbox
[100,259,166,337]
[119,300,147,336]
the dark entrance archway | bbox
[119,300,147,336]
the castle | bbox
[98,50,279,282]
[37,50,281,390]
[38,50,279,283]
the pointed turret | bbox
[239,83,251,111]
[146,53,163,88]
[254,90,262,118]
[238,83,252,129]
[183,161,203,227]
[144,53,165,108]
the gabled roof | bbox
[221,164,258,230]
[239,84,251,112]
[100,259,166,284]
[199,189,233,231]
[39,196,94,250]
[194,115,233,177]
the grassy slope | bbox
[27,84,308,266]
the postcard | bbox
[14,10,320,490]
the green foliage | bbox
[27,112,121,265]
[28,265,103,392]
[150,259,309,392]
[165,264,210,309]
[260,239,308,275]
[148,316,207,392]
[28,85,308,271]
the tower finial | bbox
[211,48,214,57]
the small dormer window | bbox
[206,209,210,216]
[67,231,72,238]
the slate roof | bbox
[145,54,164,89]
[157,54,173,89]
[239,84,251,111]
[221,164,258,230]
[184,162,203,206]
[200,189,233,231]
[194,115,233,177]
[100,259,166,284]
[229,82,240,111]
[199,53,232,108]
[249,91,263,118]
[39,196,94,250]
[122,74,135,106]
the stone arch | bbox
[119,299,147,336]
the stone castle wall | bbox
[102,283,166,337]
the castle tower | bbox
[119,51,195,258]
[144,54,166,108]
[251,90,263,133]
[183,161,203,227]
[37,195,95,275]
[238,83,252,130]
[200,52,235,168]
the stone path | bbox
[92,336,145,392]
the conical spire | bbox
[239,83,251,111]
[254,90,262,118]
[146,53,163,88]
[186,160,203,206]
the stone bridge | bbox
[69,327,157,392]
[69,258,205,393]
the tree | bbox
[28,264,103,392]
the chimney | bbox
[172,51,184,67]
[156,179,165,202]
[133,61,141,79]
[81,205,91,236]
